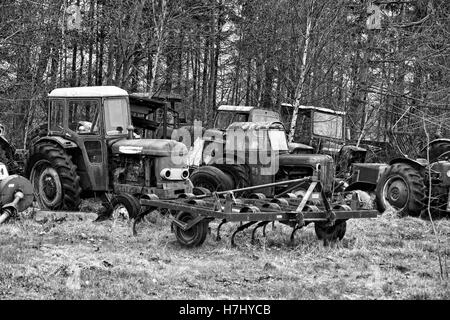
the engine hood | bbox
[288,142,313,152]
[111,139,188,157]
[279,153,333,167]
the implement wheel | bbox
[173,211,208,247]
[314,220,347,245]
[111,193,141,220]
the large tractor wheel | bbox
[189,166,234,192]
[27,142,81,210]
[375,163,425,216]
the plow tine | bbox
[251,221,270,244]
[231,221,258,247]
[289,225,303,243]
[132,208,155,236]
[216,219,227,241]
[262,224,268,237]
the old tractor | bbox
[375,139,450,217]
[279,103,369,175]
[176,105,334,198]
[25,86,192,218]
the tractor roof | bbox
[217,105,255,113]
[49,86,128,97]
[281,103,346,115]
[227,121,285,131]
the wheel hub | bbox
[35,166,63,208]
[42,174,58,199]
[385,177,409,209]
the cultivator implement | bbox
[133,176,379,247]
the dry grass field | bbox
[0,200,449,300]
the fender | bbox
[419,138,450,155]
[388,157,426,171]
[35,136,78,149]
[345,181,376,192]
[209,154,247,166]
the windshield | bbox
[214,111,249,130]
[68,99,100,135]
[104,97,130,135]
[313,111,343,140]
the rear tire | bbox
[375,163,425,216]
[27,142,81,210]
[190,166,234,192]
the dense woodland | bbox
[0,0,449,157]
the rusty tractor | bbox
[178,105,335,201]
[24,86,192,218]
[375,139,450,217]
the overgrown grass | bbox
[0,203,449,299]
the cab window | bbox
[68,99,100,135]
[49,99,65,132]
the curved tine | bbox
[289,225,303,243]
[251,221,270,244]
[262,223,268,237]
[231,221,258,247]
[132,208,154,236]
[216,219,227,241]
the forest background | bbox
[0,0,449,157]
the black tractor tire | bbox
[189,166,234,192]
[27,142,81,210]
[111,193,141,220]
[375,163,425,216]
[314,220,347,244]
[173,211,208,247]
[212,164,251,190]
[425,141,450,162]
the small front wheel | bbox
[173,211,208,247]
[111,193,141,220]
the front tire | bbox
[111,193,141,220]
[28,143,81,210]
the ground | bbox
[0,201,449,300]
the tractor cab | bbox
[279,103,349,155]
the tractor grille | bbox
[320,159,335,193]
